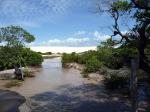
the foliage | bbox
[0,25,39,71]
[85,56,103,73]
[104,68,130,89]
[61,52,78,66]
[0,46,21,70]
[77,50,97,64]
[41,52,52,55]
[62,51,101,72]
[111,0,150,73]
[97,46,123,69]
[0,25,35,47]
[21,48,43,66]
[0,47,43,70]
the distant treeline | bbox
[37,52,52,55]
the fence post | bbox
[130,58,138,112]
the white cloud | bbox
[48,38,61,43]
[66,37,89,43]
[42,37,89,46]
[92,31,110,41]
[33,30,110,47]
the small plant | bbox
[23,67,34,77]
[4,80,23,88]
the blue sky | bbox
[0,0,129,47]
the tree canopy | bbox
[96,0,150,73]
[0,26,35,47]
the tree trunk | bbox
[130,58,138,112]
[138,44,150,73]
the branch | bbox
[131,0,150,10]
[111,11,130,43]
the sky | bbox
[0,0,130,52]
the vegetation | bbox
[38,52,52,55]
[4,80,23,88]
[96,0,150,73]
[0,47,43,70]
[103,68,130,89]
[85,56,103,73]
[21,48,43,66]
[23,67,35,77]
[62,36,149,89]
[0,26,43,71]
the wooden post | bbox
[130,58,138,112]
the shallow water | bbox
[3,57,149,112]
[10,58,83,97]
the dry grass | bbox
[4,80,23,88]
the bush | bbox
[61,52,78,66]
[0,47,21,70]
[104,68,130,89]
[41,52,52,55]
[97,47,124,69]
[85,56,103,73]
[77,50,97,64]
[0,47,43,70]
[21,48,43,66]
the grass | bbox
[23,67,35,77]
[4,80,23,88]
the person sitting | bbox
[14,64,23,80]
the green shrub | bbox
[0,47,21,70]
[61,52,78,66]
[77,50,97,64]
[97,47,124,69]
[104,68,130,89]
[85,56,103,73]
[21,48,43,66]
[41,52,52,55]
[0,47,43,70]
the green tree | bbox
[0,25,35,47]
[0,26,35,70]
[96,0,150,73]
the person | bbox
[14,64,24,80]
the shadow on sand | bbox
[30,84,131,112]
[0,89,25,112]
